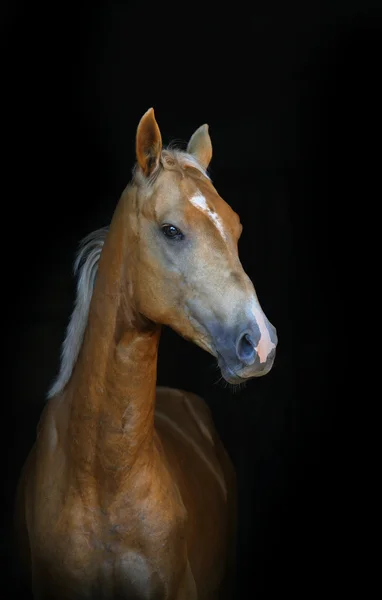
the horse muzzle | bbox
[214,319,278,383]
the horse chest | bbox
[45,490,188,598]
[95,548,166,599]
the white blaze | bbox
[189,192,227,240]
[189,191,275,365]
[251,300,276,363]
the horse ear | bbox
[187,124,212,170]
[136,108,162,177]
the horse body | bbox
[15,109,277,599]
[17,389,232,599]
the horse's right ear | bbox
[136,108,162,177]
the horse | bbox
[14,108,278,599]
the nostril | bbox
[237,333,257,366]
[243,333,254,350]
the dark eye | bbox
[161,224,184,240]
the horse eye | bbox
[161,224,184,240]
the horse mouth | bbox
[216,354,246,384]
[217,352,274,384]
[222,368,246,384]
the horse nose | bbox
[236,332,258,366]
[236,319,277,368]
[268,323,278,347]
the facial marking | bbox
[250,300,276,363]
[189,192,227,240]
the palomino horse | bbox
[14,108,277,599]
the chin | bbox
[219,363,246,385]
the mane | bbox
[47,146,208,399]
[47,227,109,398]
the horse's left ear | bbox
[187,124,213,170]
[136,108,162,177]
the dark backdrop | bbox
[2,1,380,598]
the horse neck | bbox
[65,190,161,492]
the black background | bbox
[2,1,380,598]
